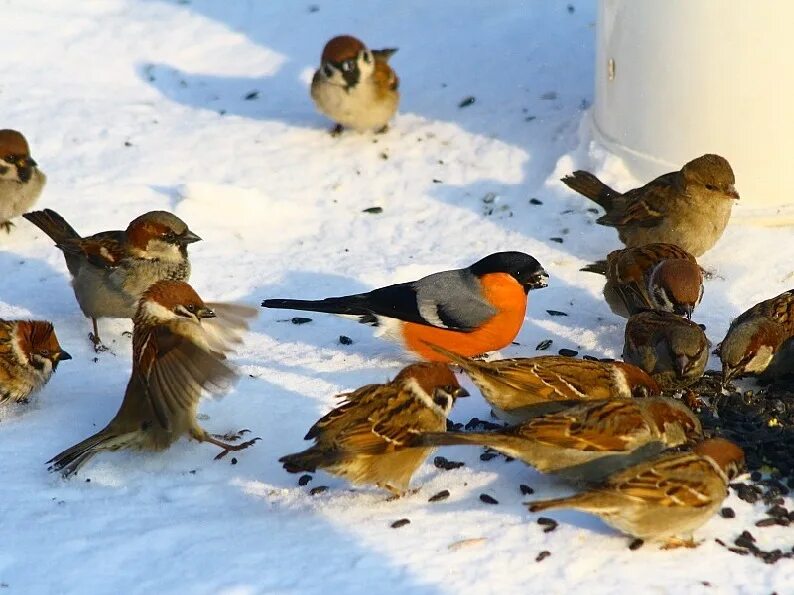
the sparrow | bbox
[527,438,745,548]
[412,397,702,484]
[718,288,794,385]
[279,362,468,496]
[0,129,46,232]
[623,311,709,389]
[0,320,71,404]
[561,154,739,256]
[428,344,660,423]
[24,208,201,350]
[47,280,257,478]
[262,252,548,361]
[582,243,704,319]
[311,35,400,135]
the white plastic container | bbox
[592,0,794,211]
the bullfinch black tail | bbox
[561,171,621,211]
[262,295,370,317]
[23,209,82,245]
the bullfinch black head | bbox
[468,252,549,292]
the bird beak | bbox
[197,306,216,319]
[452,386,470,399]
[674,354,690,376]
[58,350,73,361]
[180,230,202,244]
[525,270,549,291]
[726,184,740,200]
[676,304,694,320]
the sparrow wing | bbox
[303,384,386,441]
[519,400,651,451]
[58,230,129,270]
[606,452,719,507]
[135,325,237,431]
[373,59,399,92]
[597,172,681,229]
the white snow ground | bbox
[1,1,793,593]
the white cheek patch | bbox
[141,300,177,322]
[745,346,775,373]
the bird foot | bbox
[212,429,251,442]
[0,220,14,233]
[212,436,261,460]
[89,333,109,353]
[375,124,389,134]
[660,537,699,550]
[329,123,344,137]
[383,486,416,500]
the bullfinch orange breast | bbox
[261,252,548,361]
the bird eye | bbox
[39,349,49,357]
[323,65,333,77]
[186,304,197,313]
[705,184,717,191]
[342,60,354,72]
[4,154,16,162]
[362,51,371,63]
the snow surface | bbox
[1,1,793,593]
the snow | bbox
[1,0,792,593]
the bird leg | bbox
[200,430,261,460]
[375,124,389,134]
[382,485,416,500]
[89,319,109,353]
[329,123,344,137]
[0,220,14,233]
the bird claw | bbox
[213,437,261,460]
[329,123,344,137]
[212,429,251,442]
[0,220,14,233]
[375,124,389,135]
[660,538,699,550]
[89,333,109,353]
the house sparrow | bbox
[311,35,399,135]
[413,397,702,484]
[47,280,257,478]
[719,288,794,385]
[279,362,468,496]
[0,129,46,232]
[0,320,71,404]
[582,243,704,319]
[428,344,660,423]
[24,208,201,350]
[527,438,745,548]
[623,311,709,389]
[263,252,548,361]
[562,154,738,256]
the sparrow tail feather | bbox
[23,209,81,244]
[561,171,620,211]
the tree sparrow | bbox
[413,397,702,484]
[527,438,745,548]
[718,288,794,385]
[279,362,468,496]
[47,281,257,478]
[562,154,739,256]
[428,344,659,423]
[24,208,201,350]
[582,243,704,319]
[0,320,71,404]
[623,311,709,389]
[311,35,399,135]
[263,252,548,361]
[0,129,46,232]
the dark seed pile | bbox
[689,371,794,479]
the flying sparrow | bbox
[47,280,257,478]
[527,438,745,548]
[0,129,46,233]
[582,243,704,319]
[279,362,468,496]
[24,208,201,351]
[0,320,71,404]
[623,310,709,389]
[562,154,738,256]
[413,397,702,484]
[311,35,399,135]
[263,252,548,361]
[428,344,659,423]
[718,288,794,385]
